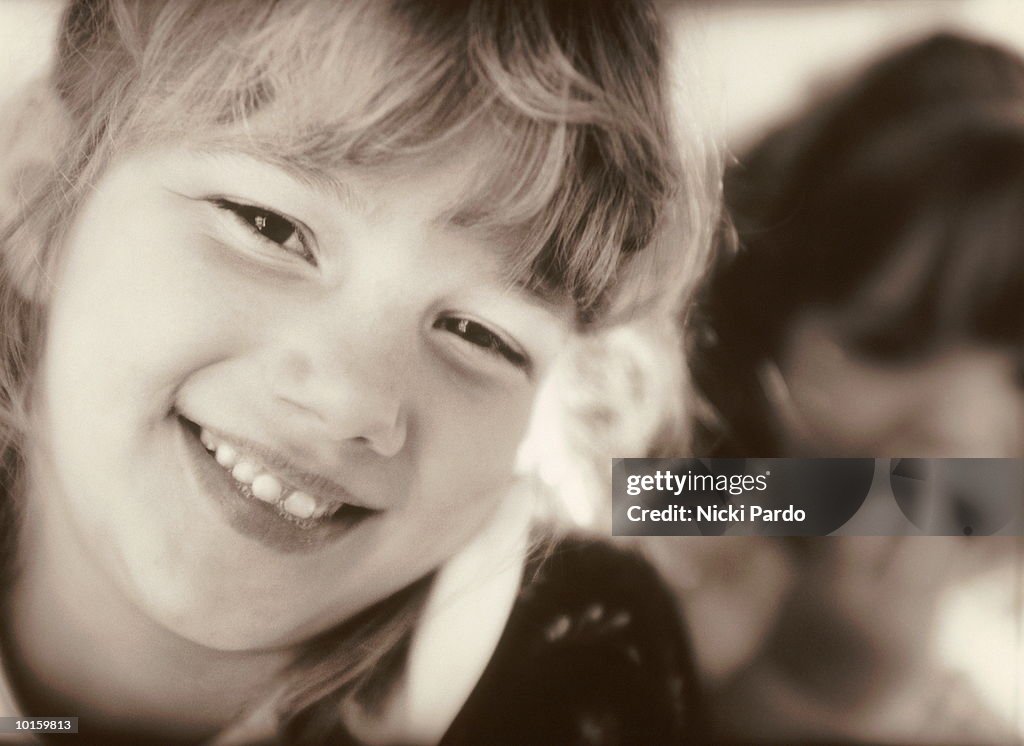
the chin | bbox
[148,590,309,651]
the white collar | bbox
[216,487,533,746]
[345,487,532,744]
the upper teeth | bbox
[200,428,330,523]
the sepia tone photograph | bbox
[0,0,1022,743]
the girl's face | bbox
[771,231,1024,458]
[28,145,569,650]
[776,312,1024,457]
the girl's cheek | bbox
[421,373,533,483]
[779,321,915,453]
[44,188,248,402]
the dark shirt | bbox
[438,536,703,746]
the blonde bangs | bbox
[66,0,699,323]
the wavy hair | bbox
[697,32,1024,456]
[0,0,717,740]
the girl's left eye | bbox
[213,198,316,265]
[434,316,530,372]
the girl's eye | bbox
[434,316,530,371]
[213,198,315,265]
[846,327,928,364]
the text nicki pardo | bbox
[615,458,1024,537]
[621,469,807,524]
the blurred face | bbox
[28,145,569,650]
[776,311,1024,457]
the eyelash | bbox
[210,198,528,373]
[434,316,530,372]
[213,198,316,265]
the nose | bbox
[268,328,409,459]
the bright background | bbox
[5,1,1024,146]
[669,0,1024,148]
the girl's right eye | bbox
[213,198,317,265]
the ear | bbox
[0,77,71,303]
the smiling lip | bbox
[175,415,376,553]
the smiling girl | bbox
[0,1,713,744]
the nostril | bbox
[366,411,407,458]
[273,386,408,456]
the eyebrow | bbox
[263,154,371,215]
[508,280,574,322]
[450,222,573,313]
[197,141,573,314]
[199,140,371,214]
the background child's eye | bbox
[434,316,529,370]
[213,198,315,264]
[846,327,930,364]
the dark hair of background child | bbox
[694,32,1024,456]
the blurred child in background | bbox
[693,32,1024,743]
[699,32,1024,458]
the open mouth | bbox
[178,415,375,536]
